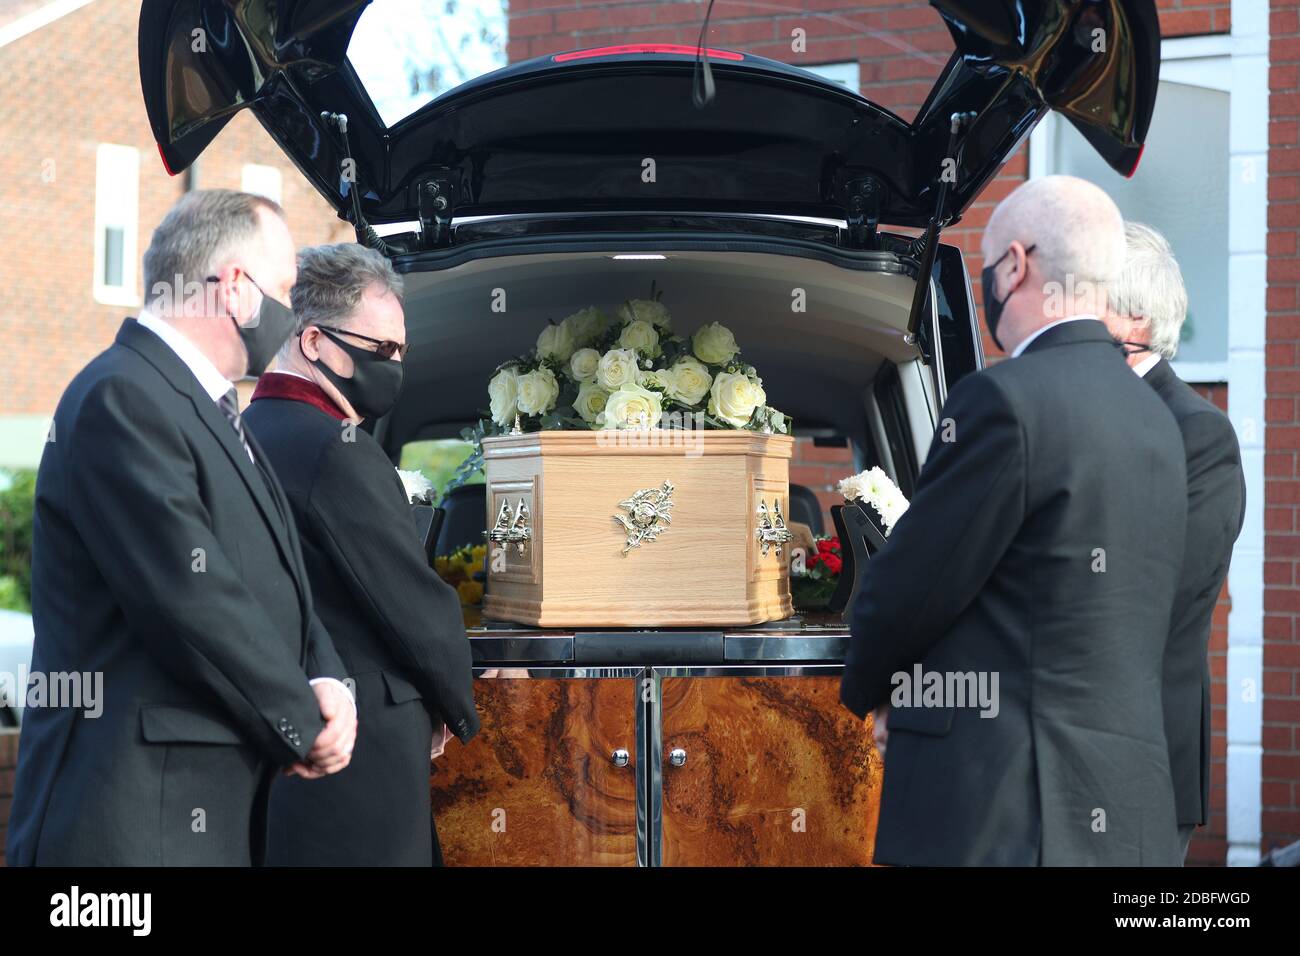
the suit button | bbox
[278,718,290,731]
[456,719,468,735]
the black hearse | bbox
[137,0,1160,865]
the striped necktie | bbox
[218,389,255,463]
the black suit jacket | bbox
[841,319,1188,866]
[7,319,346,866]
[1144,358,1245,826]
[242,389,479,865]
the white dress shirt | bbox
[1009,314,1100,358]
[134,314,356,721]
[136,312,233,402]
[1133,353,1161,378]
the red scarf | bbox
[250,371,347,420]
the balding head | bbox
[980,175,1127,354]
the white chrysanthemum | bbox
[396,469,432,503]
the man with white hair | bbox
[842,176,1189,865]
[1103,222,1246,861]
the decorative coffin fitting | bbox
[482,430,794,627]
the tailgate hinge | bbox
[417,178,456,247]
[844,177,885,249]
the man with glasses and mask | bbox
[841,176,1189,865]
[7,190,356,866]
[243,243,479,866]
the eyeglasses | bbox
[315,325,410,360]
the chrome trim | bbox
[470,665,642,679]
[649,668,664,867]
[635,667,648,867]
[723,634,848,662]
[467,635,574,663]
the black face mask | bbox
[308,327,404,420]
[1115,340,1153,357]
[980,243,1035,352]
[213,273,297,376]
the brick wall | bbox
[0,0,351,420]
[1264,0,1300,859]
[0,732,18,866]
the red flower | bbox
[822,553,843,575]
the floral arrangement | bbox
[434,542,487,607]
[482,291,790,435]
[790,535,843,609]
[397,468,434,505]
[838,467,909,534]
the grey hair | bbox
[1110,221,1188,359]
[142,189,285,309]
[289,243,404,338]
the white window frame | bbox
[1029,34,1232,384]
[241,163,283,205]
[92,143,140,307]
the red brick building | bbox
[0,0,1295,865]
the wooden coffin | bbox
[481,430,795,627]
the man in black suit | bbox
[1103,222,1246,861]
[7,190,357,866]
[841,175,1188,866]
[243,243,479,866]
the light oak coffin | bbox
[482,430,795,626]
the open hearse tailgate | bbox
[138,0,1159,230]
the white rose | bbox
[692,321,739,365]
[561,307,608,347]
[638,368,672,391]
[488,367,520,426]
[569,347,600,382]
[515,367,560,416]
[597,348,640,390]
[536,322,576,362]
[666,356,712,405]
[617,319,660,356]
[574,382,610,424]
[617,299,672,330]
[601,383,664,430]
[708,370,766,428]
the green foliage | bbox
[399,440,483,503]
[0,470,35,612]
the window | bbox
[1029,37,1230,381]
[92,144,139,306]
[241,164,283,204]
[803,60,860,93]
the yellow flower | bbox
[457,580,484,606]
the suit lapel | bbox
[116,320,304,599]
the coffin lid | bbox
[138,0,1160,230]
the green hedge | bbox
[0,470,34,612]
